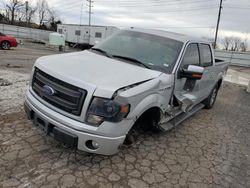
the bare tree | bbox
[48,8,56,22]
[37,0,49,26]
[230,37,242,51]
[46,9,62,31]
[221,37,233,51]
[240,42,247,52]
[240,33,249,52]
[4,0,24,25]
[27,4,37,26]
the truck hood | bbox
[35,50,162,98]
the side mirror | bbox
[180,65,204,80]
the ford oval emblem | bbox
[42,85,55,96]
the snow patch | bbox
[0,70,30,115]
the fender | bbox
[116,75,174,123]
[127,93,167,122]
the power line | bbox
[224,6,250,10]
[94,0,215,6]
[95,6,218,14]
[95,0,205,3]
[53,0,216,12]
[51,1,82,11]
[57,5,217,14]
[48,0,218,31]
[50,0,81,7]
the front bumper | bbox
[11,40,18,47]
[24,99,126,155]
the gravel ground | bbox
[0,83,250,188]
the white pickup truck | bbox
[24,28,228,155]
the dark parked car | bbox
[0,32,18,50]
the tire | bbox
[124,110,162,146]
[1,41,11,50]
[203,85,219,109]
[137,113,161,133]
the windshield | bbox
[93,30,183,73]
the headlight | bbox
[86,97,130,126]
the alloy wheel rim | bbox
[210,88,217,106]
[2,42,10,49]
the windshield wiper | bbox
[91,48,113,58]
[112,55,152,69]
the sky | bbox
[1,0,250,41]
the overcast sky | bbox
[2,0,250,40]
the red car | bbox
[0,32,18,50]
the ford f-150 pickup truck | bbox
[24,28,228,155]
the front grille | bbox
[32,68,87,116]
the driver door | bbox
[174,43,204,111]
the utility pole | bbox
[214,0,223,49]
[80,1,84,25]
[87,0,93,26]
[25,1,28,27]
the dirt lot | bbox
[0,43,250,188]
[0,41,77,74]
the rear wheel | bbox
[1,41,11,50]
[203,85,219,109]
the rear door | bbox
[198,43,217,97]
[174,43,205,111]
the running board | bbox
[159,103,205,131]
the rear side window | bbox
[200,44,212,67]
[181,43,200,69]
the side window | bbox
[180,43,200,69]
[95,32,102,38]
[200,44,212,67]
[75,30,81,36]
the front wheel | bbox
[203,85,219,109]
[1,41,11,50]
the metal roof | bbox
[58,24,117,28]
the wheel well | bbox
[217,79,223,89]
[1,40,10,45]
[124,107,162,145]
[1,40,10,43]
[135,107,161,128]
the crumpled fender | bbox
[116,74,173,123]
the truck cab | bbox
[24,28,228,155]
